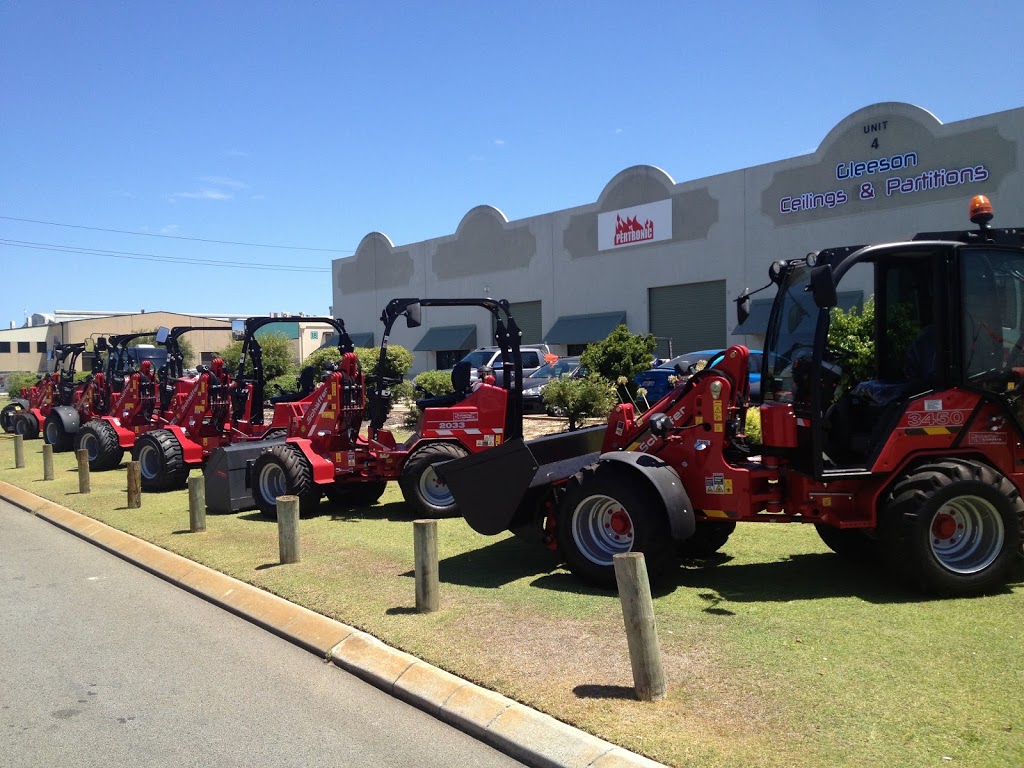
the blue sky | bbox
[2,1,1022,326]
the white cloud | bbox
[225,149,248,158]
[160,224,180,234]
[614,128,623,135]
[170,189,232,201]
[494,138,506,146]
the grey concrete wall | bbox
[333,102,1023,375]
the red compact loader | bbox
[6,342,88,440]
[439,196,1024,597]
[204,298,528,518]
[43,332,167,452]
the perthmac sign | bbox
[598,199,672,251]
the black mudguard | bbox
[49,405,81,435]
[596,452,695,541]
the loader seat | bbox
[269,366,317,405]
[416,361,472,411]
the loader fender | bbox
[49,406,81,435]
[596,452,696,541]
[288,437,337,485]
[163,425,204,464]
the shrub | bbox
[219,332,296,382]
[580,325,657,402]
[543,374,616,431]
[743,406,762,444]
[412,369,454,397]
[4,371,41,397]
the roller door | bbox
[648,281,726,357]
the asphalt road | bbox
[0,503,524,768]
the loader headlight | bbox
[806,252,818,267]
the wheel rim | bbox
[80,431,99,462]
[45,420,61,445]
[928,494,1005,574]
[571,494,635,566]
[258,461,289,505]
[137,442,161,480]
[15,417,32,436]
[417,465,453,507]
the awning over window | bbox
[348,332,375,348]
[543,311,626,344]
[413,325,477,352]
[732,290,864,335]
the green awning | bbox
[544,311,626,344]
[413,325,477,352]
[348,332,375,348]
[732,290,864,335]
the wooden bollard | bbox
[414,519,439,613]
[14,434,25,468]
[76,448,90,494]
[613,552,667,702]
[277,495,300,564]
[188,475,206,532]
[42,443,54,480]
[127,461,142,509]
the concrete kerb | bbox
[0,481,667,768]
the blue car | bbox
[635,348,763,405]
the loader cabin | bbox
[754,195,1024,478]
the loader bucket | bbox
[437,438,539,535]
[438,424,608,536]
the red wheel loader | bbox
[438,196,1024,597]
[204,298,529,518]
[43,332,167,452]
[74,325,232,474]
[6,342,88,441]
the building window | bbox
[36,341,47,353]
[436,349,468,370]
[0,341,10,353]
[567,343,589,356]
[17,341,30,353]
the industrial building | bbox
[332,102,1023,374]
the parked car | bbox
[521,356,585,414]
[457,345,551,386]
[635,348,763,404]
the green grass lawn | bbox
[2,435,1022,767]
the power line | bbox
[0,215,353,254]
[0,239,331,273]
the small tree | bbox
[218,332,297,390]
[542,374,616,431]
[827,297,875,389]
[4,371,41,396]
[580,325,657,403]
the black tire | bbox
[251,443,321,518]
[1,402,23,433]
[261,428,288,441]
[677,520,736,559]
[880,459,1022,597]
[43,412,74,452]
[324,480,388,508]
[76,420,124,471]
[556,463,673,589]
[814,523,879,560]
[13,412,39,439]
[133,429,188,492]
[398,442,470,518]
